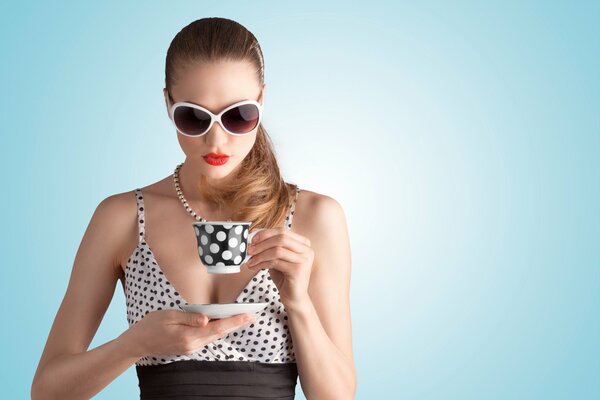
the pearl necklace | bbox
[173,162,206,222]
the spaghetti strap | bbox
[284,186,300,230]
[133,188,146,242]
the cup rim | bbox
[192,221,252,225]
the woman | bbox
[32,17,355,399]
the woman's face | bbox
[163,60,265,182]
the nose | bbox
[204,120,230,145]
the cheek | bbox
[177,134,203,155]
[237,135,257,156]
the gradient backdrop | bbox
[1,1,598,399]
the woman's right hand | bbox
[121,309,256,359]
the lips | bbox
[203,153,230,166]
[204,153,230,158]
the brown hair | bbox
[164,17,299,230]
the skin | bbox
[31,60,356,399]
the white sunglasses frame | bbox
[168,99,264,137]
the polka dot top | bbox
[124,186,301,366]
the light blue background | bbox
[1,1,598,399]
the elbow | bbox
[344,379,357,400]
[31,379,45,400]
[31,382,60,400]
[343,365,357,399]
[344,370,357,399]
[31,371,59,400]
[31,369,43,400]
[31,378,50,400]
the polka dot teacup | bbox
[193,221,262,274]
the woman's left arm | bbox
[246,195,356,399]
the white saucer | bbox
[181,302,269,319]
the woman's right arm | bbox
[30,193,143,399]
[31,192,256,400]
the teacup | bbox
[193,221,263,274]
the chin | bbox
[202,163,238,180]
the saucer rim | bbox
[181,302,269,307]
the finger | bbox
[251,227,311,248]
[206,313,255,338]
[248,258,297,272]
[178,311,209,327]
[249,234,310,259]
[248,228,265,244]
[246,246,305,271]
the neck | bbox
[176,159,232,213]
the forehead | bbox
[170,60,262,113]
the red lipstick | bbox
[203,153,230,166]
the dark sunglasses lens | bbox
[173,106,211,135]
[222,104,260,134]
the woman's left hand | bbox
[245,227,314,310]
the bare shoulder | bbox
[96,189,137,216]
[90,189,141,271]
[293,188,348,237]
[93,190,139,238]
[292,187,350,273]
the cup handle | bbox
[241,228,264,265]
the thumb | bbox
[183,312,209,327]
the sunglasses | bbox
[168,96,264,137]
